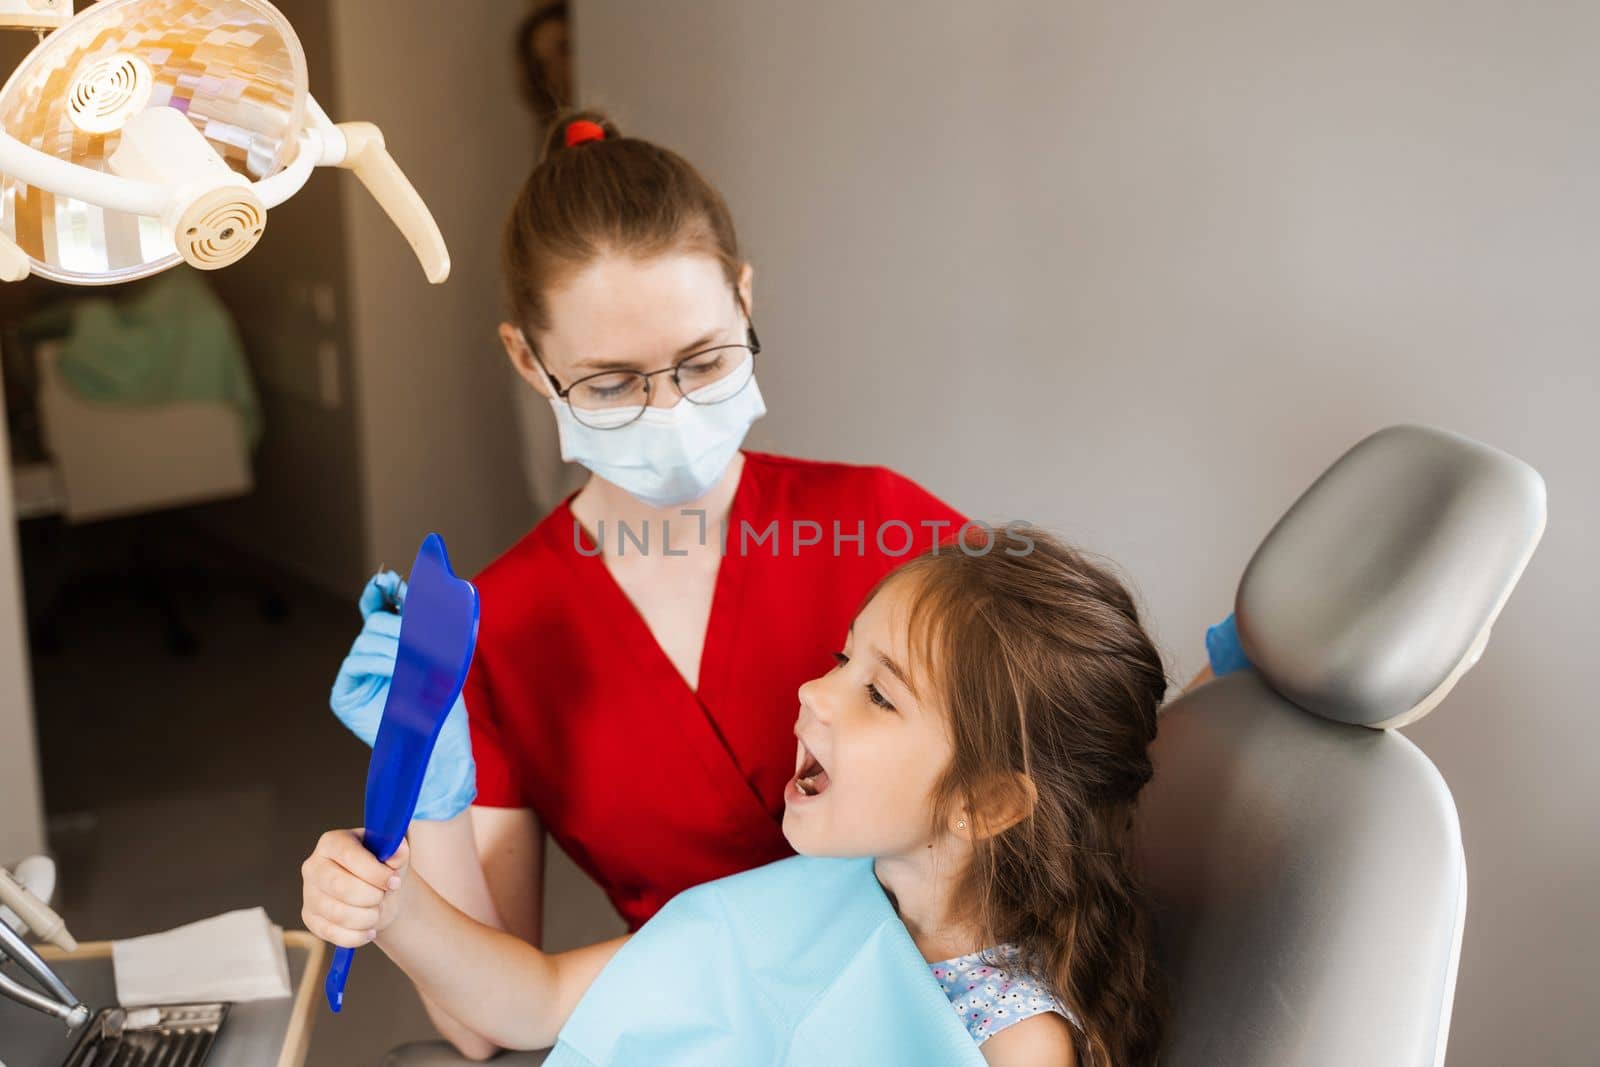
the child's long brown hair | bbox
[888,526,1167,1065]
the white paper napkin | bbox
[112,907,292,1006]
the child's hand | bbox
[300,829,410,947]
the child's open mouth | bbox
[790,740,831,799]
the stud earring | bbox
[956,820,966,830]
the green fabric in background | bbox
[27,267,262,448]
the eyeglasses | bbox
[534,306,762,430]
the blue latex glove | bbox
[329,570,478,820]
[329,570,407,733]
[1205,612,1253,676]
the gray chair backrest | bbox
[1134,425,1546,1067]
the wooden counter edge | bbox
[35,928,329,1067]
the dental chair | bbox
[386,424,1543,1067]
[1134,424,1546,1066]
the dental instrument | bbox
[324,533,480,1014]
[0,916,89,1030]
[0,0,448,286]
[0,863,74,952]
[363,568,406,617]
[59,1002,228,1067]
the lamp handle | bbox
[335,122,450,285]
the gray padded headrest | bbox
[1237,424,1545,729]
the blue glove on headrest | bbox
[1206,613,1252,677]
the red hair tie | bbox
[564,120,607,148]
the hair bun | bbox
[542,109,622,162]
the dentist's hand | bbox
[1205,613,1253,676]
[328,571,479,820]
[301,830,410,948]
[330,570,406,743]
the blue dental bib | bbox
[546,855,985,1066]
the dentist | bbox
[314,111,1240,1061]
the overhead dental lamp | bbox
[0,0,449,285]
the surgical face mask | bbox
[547,357,767,508]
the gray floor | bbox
[24,544,622,1065]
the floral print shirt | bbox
[929,943,1077,1046]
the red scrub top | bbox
[462,451,966,930]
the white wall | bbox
[576,2,1599,1062]
[330,0,539,580]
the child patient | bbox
[301,527,1168,1066]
